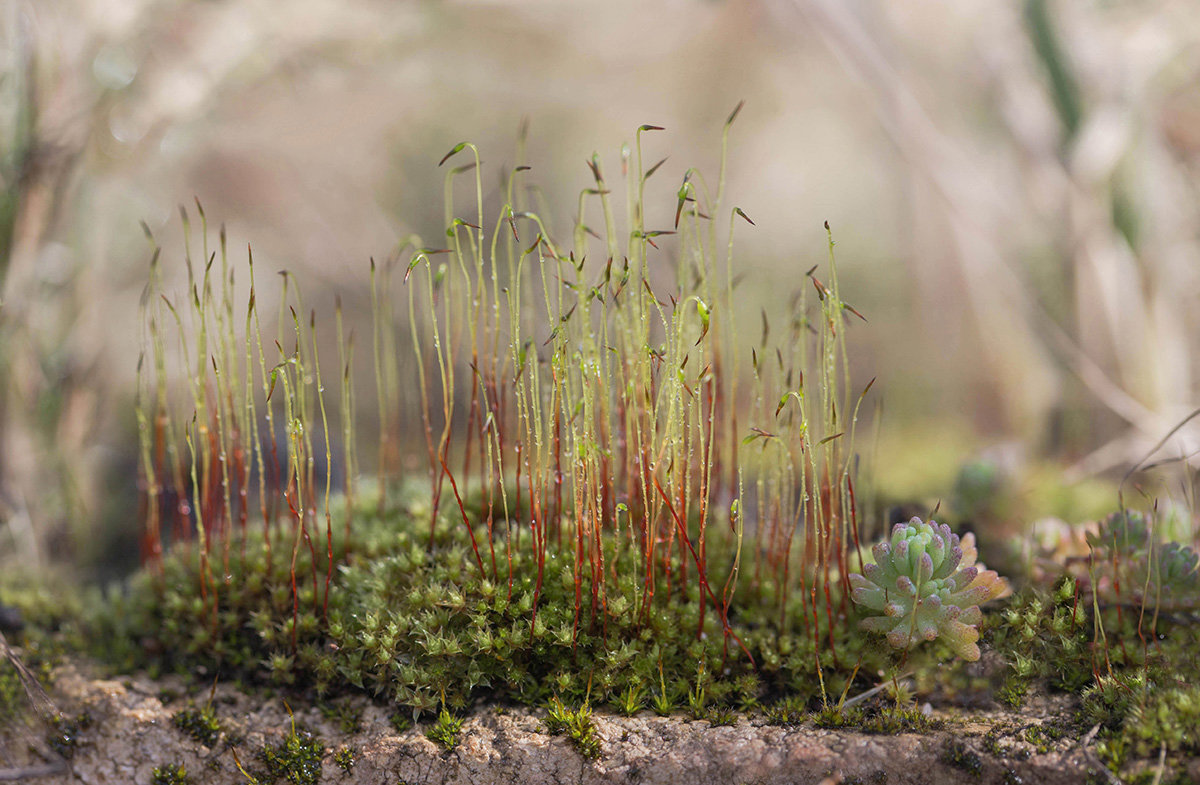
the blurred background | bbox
[2,0,1199,579]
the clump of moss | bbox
[991,577,1091,704]
[258,722,324,785]
[333,747,354,773]
[984,527,1200,784]
[812,704,864,729]
[1019,722,1065,754]
[388,711,412,733]
[705,706,738,726]
[173,705,221,747]
[425,708,464,752]
[90,496,891,721]
[1083,670,1200,772]
[45,711,91,760]
[942,739,983,778]
[813,702,937,735]
[108,116,909,730]
[0,656,34,724]
[151,763,189,785]
[612,682,647,716]
[318,699,362,734]
[0,575,83,725]
[763,696,805,726]
[544,696,602,760]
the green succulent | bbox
[850,517,1009,661]
[1085,510,1200,611]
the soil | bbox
[7,660,1192,785]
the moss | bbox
[425,708,464,752]
[942,739,983,778]
[1084,673,1200,761]
[388,711,412,733]
[0,577,79,725]
[318,699,362,734]
[544,696,602,760]
[705,706,738,726]
[259,723,324,785]
[612,682,647,716]
[71,114,1199,780]
[859,705,939,734]
[813,704,863,729]
[103,121,917,737]
[991,577,1092,698]
[812,702,937,735]
[0,658,29,724]
[1019,722,1064,754]
[45,711,91,760]
[151,763,189,785]
[173,705,221,747]
[333,746,354,773]
[763,696,805,726]
[88,507,894,720]
[997,677,1028,709]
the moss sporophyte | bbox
[46,107,1185,781]
[113,105,910,712]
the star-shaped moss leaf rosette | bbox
[850,517,1010,661]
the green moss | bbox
[812,704,863,729]
[259,723,324,785]
[859,705,938,735]
[997,678,1028,709]
[425,708,464,752]
[1084,673,1200,761]
[763,696,805,726]
[0,576,80,725]
[0,658,28,724]
[544,696,602,760]
[77,115,1200,783]
[45,712,91,760]
[812,702,936,735]
[705,706,738,726]
[173,705,221,747]
[333,747,354,773]
[991,577,1092,699]
[612,682,646,716]
[89,508,891,719]
[107,120,908,736]
[318,699,362,734]
[1019,722,1064,754]
[151,763,189,785]
[942,739,983,778]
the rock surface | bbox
[0,663,1185,785]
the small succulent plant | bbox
[850,517,1010,661]
[1084,510,1200,611]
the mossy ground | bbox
[86,483,903,718]
[3,487,1199,782]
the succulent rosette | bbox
[1084,511,1200,611]
[850,517,1010,661]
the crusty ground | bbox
[1,661,1193,785]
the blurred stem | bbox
[1024,0,1082,145]
[0,4,89,567]
[0,4,36,289]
